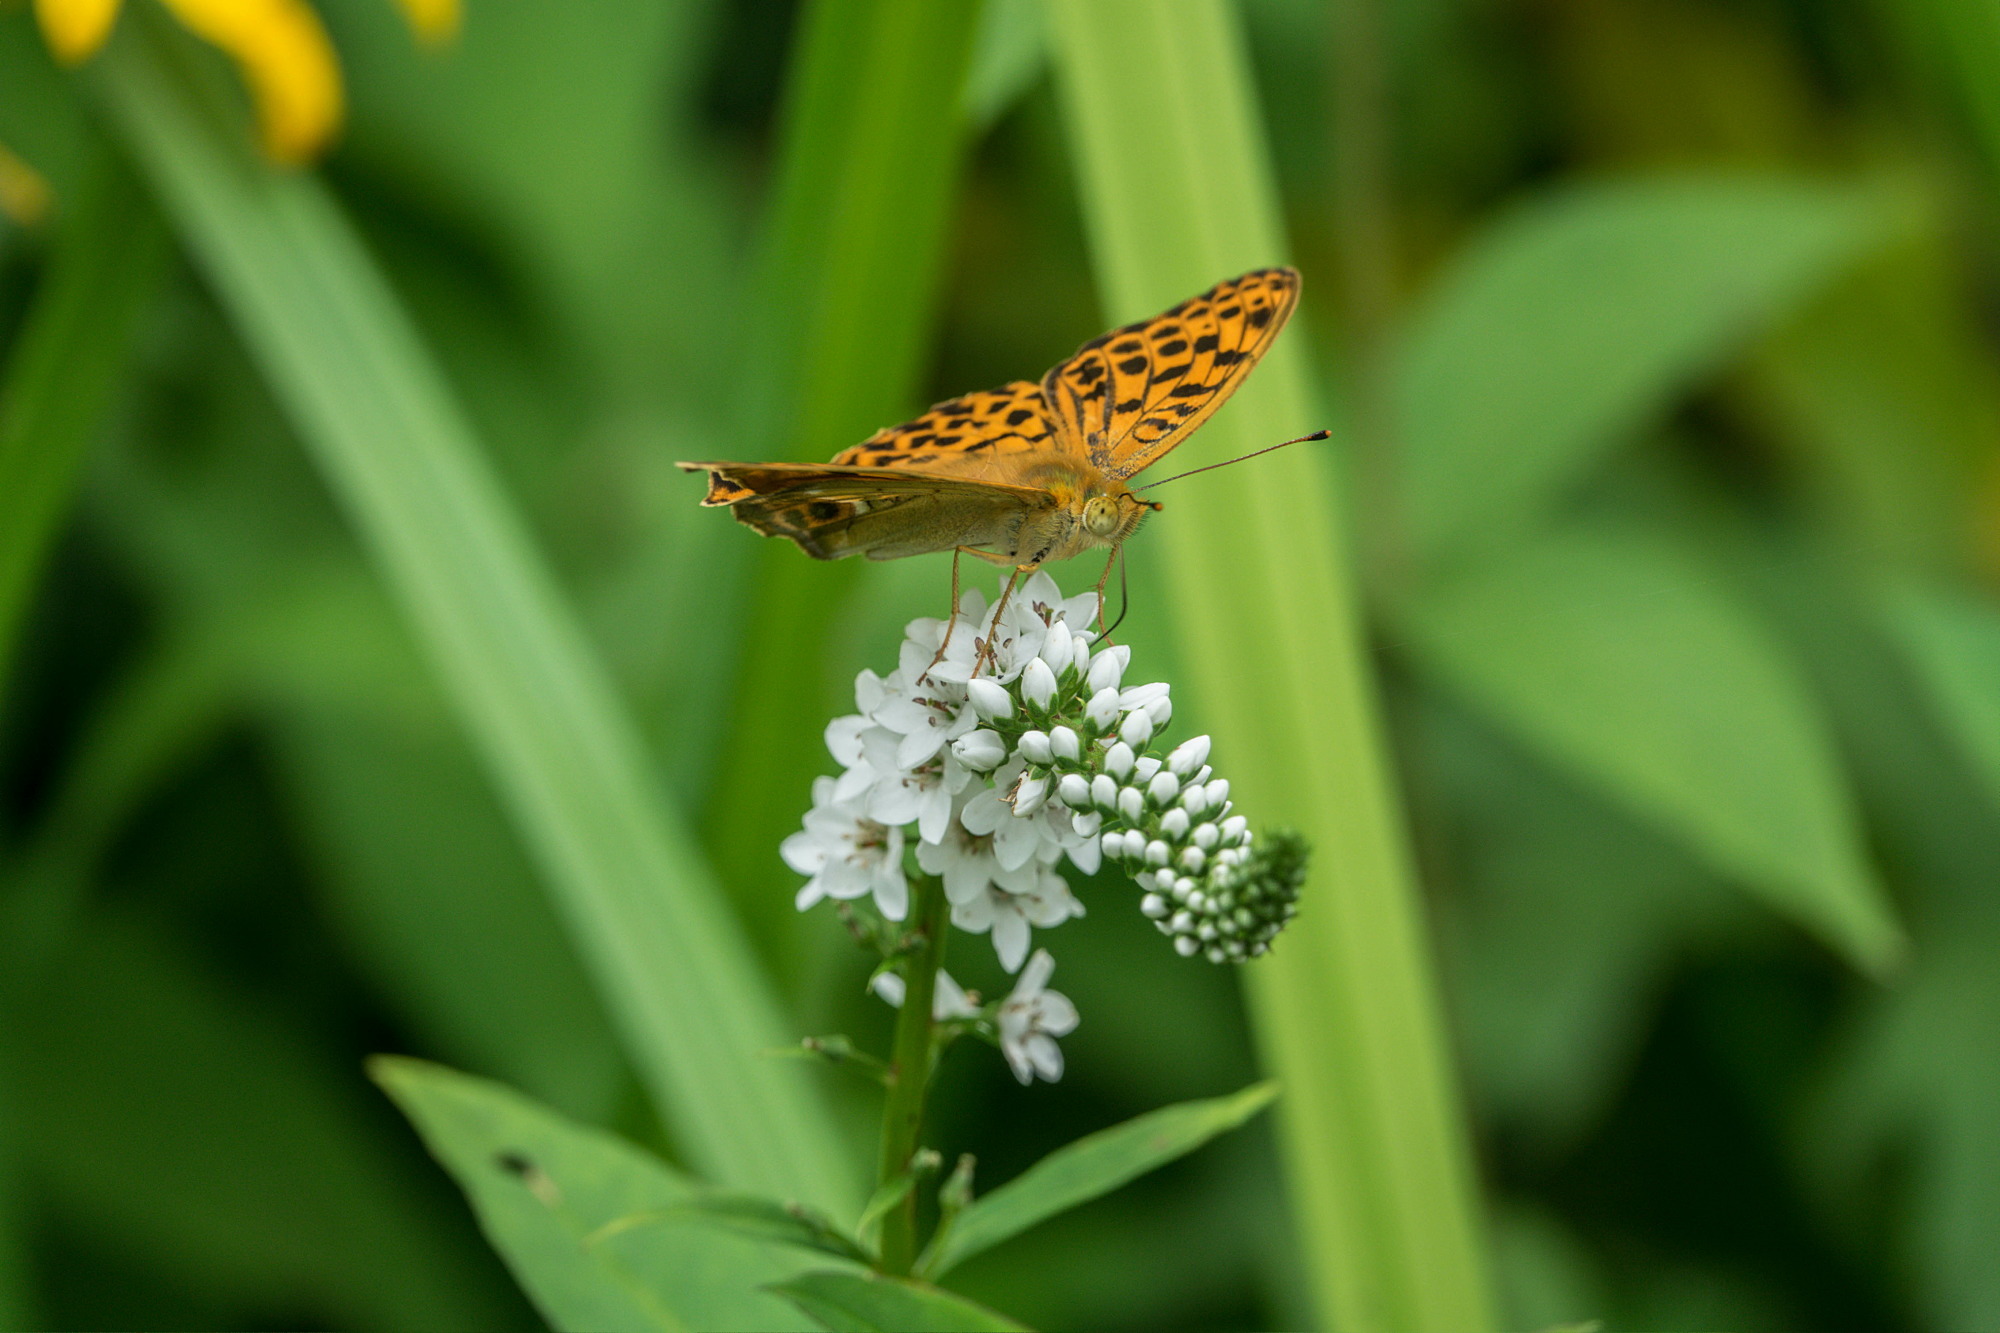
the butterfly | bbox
[679,268,1305,590]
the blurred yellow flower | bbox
[32,0,459,165]
[0,142,54,227]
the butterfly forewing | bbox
[1040,267,1300,481]
[831,380,1061,481]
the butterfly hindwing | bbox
[677,461,1057,561]
[1040,267,1300,481]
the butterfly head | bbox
[1076,486,1160,547]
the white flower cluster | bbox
[783,571,1308,1079]
[783,573,1103,973]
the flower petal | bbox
[159,0,345,163]
[35,0,122,63]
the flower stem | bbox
[875,871,947,1275]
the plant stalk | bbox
[875,872,948,1275]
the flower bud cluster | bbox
[946,598,1305,964]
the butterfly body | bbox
[680,267,1300,570]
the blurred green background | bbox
[3,0,2000,1329]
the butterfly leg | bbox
[973,566,1029,678]
[921,548,967,682]
[1092,547,1119,633]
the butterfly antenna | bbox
[1102,545,1133,639]
[1135,429,1335,491]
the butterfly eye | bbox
[1082,496,1120,537]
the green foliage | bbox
[0,162,165,689]
[4,0,2000,1328]
[1402,513,1901,972]
[770,1270,1029,1333]
[374,1057,813,1332]
[1393,175,1892,563]
[924,1082,1278,1278]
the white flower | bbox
[1119,708,1154,747]
[1166,735,1211,776]
[782,777,909,920]
[997,950,1078,1084]
[833,725,968,845]
[952,728,1008,771]
[1022,658,1058,708]
[871,968,980,1020]
[899,610,981,687]
[950,864,1083,972]
[870,665,977,770]
[966,678,1013,720]
[960,760,1062,871]
[1087,644,1129,693]
[918,814,1049,908]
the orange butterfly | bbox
[680,267,1307,621]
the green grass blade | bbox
[0,160,166,691]
[1045,3,1496,1330]
[97,23,853,1209]
[705,0,984,935]
[926,1082,1278,1278]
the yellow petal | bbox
[157,0,344,164]
[34,0,124,64]
[389,0,459,45]
[0,142,55,227]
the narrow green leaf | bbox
[614,1194,871,1267]
[857,1173,918,1242]
[1401,515,1902,973]
[99,21,853,1208]
[1395,175,1888,561]
[707,0,985,946]
[1881,580,2000,815]
[0,159,166,689]
[1046,4,1498,1330]
[769,1270,1028,1333]
[374,1058,814,1333]
[925,1082,1277,1278]
[963,0,1046,132]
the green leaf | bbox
[768,1270,1028,1333]
[99,18,853,1209]
[857,1173,918,1242]
[374,1057,816,1333]
[1395,175,1889,561]
[1882,580,2000,815]
[1047,4,1497,1331]
[925,1082,1277,1277]
[0,159,167,691]
[1400,514,1902,973]
[610,1194,871,1267]
[963,0,1046,132]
